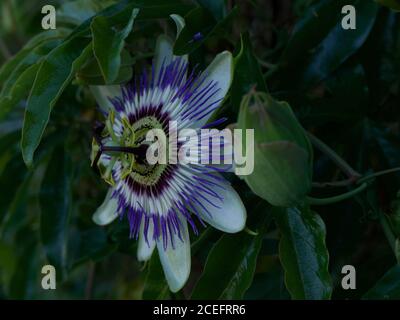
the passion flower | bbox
[89,19,246,292]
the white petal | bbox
[153,29,188,84]
[170,14,185,37]
[157,217,191,293]
[137,219,156,262]
[90,85,121,112]
[153,35,174,80]
[195,51,233,127]
[92,189,119,226]
[195,178,246,233]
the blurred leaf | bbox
[4,0,50,34]
[91,8,139,83]
[58,0,117,26]
[39,146,72,281]
[8,241,38,299]
[0,153,27,226]
[364,265,400,299]
[0,131,66,238]
[70,228,117,268]
[274,0,378,90]
[231,33,267,112]
[191,213,271,299]
[21,38,92,167]
[196,0,226,20]
[0,241,16,293]
[376,130,400,169]
[0,170,33,242]
[298,63,369,125]
[7,222,41,299]
[390,194,400,236]
[174,6,237,56]
[244,256,290,300]
[359,9,400,113]
[142,253,170,299]
[275,206,332,300]
[129,0,193,20]
[375,0,400,10]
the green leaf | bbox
[0,169,33,241]
[244,256,290,300]
[0,63,41,121]
[142,253,170,300]
[196,0,226,20]
[39,146,72,281]
[8,241,38,299]
[0,149,28,227]
[191,213,271,299]
[231,33,267,112]
[68,0,193,40]
[274,0,378,90]
[275,206,332,300]
[5,222,41,299]
[91,8,139,84]
[76,49,134,85]
[359,9,400,112]
[58,0,116,25]
[0,241,17,293]
[364,265,400,299]
[0,29,70,89]
[21,38,92,167]
[70,228,117,268]
[173,6,237,56]
[249,142,312,207]
[298,63,369,125]
[0,131,66,237]
[0,40,62,98]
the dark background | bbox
[0,0,399,300]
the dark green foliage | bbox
[0,0,399,300]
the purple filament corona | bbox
[108,57,223,125]
[101,57,231,250]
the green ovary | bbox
[95,114,168,187]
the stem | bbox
[307,183,368,206]
[244,227,258,236]
[257,58,276,69]
[313,167,400,190]
[378,211,397,255]
[312,177,357,188]
[307,132,361,179]
[358,167,400,185]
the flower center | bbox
[124,115,168,187]
[92,114,169,188]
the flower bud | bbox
[237,91,313,207]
